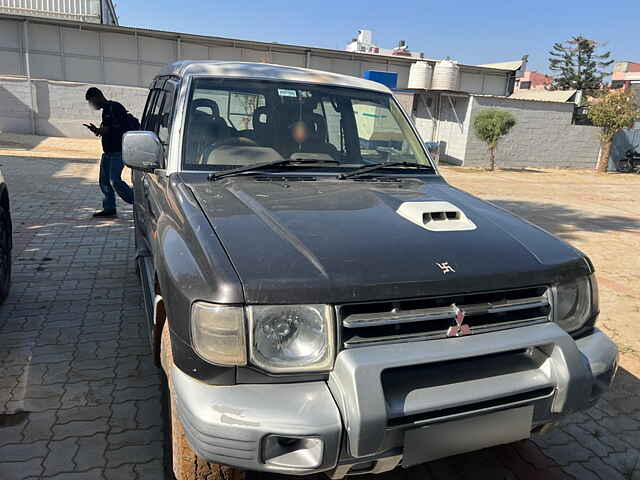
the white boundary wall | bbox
[0,14,519,138]
[411,94,601,169]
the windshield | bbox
[182,78,432,171]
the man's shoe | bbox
[92,210,117,218]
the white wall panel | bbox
[30,52,63,79]
[395,65,410,90]
[102,32,137,60]
[460,72,483,94]
[331,57,359,76]
[62,27,99,56]
[308,55,331,72]
[141,64,162,87]
[30,24,60,52]
[181,42,208,60]
[484,74,507,96]
[209,46,243,61]
[0,19,20,48]
[240,47,271,63]
[104,60,138,86]
[140,36,175,63]
[271,51,306,68]
[65,57,101,83]
[0,51,21,75]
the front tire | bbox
[161,323,246,480]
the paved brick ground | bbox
[0,156,164,479]
[0,153,638,480]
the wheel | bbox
[0,206,12,304]
[161,323,246,480]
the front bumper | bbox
[172,324,618,477]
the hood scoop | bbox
[396,201,477,232]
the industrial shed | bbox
[0,11,602,168]
[0,12,522,137]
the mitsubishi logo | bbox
[447,303,472,337]
[436,262,456,274]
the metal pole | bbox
[23,20,36,135]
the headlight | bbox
[191,302,247,366]
[247,305,335,373]
[555,274,598,333]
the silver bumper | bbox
[173,324,617,477]
[171,367,342,475]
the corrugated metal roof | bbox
[509,89,577,102]
[160,61,392,93]
[476,60,524,71]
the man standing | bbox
[85,87,134,218]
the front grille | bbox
[338,286,551,349]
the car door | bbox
[144,79,178,253]
[133,80,163,253]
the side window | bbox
[158,84,176,147]
[150,91,167,134]
[353,99,421,163]
[140,89,158,130]
[227,93,265,130]
[142,89,163,131]
[321,100,343,153]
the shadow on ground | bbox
[1,154,639,480]
[490,200,640,241]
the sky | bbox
[115,0,639,73]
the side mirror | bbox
[123,131,164,172]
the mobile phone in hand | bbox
[83,123,99,136]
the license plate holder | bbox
[402,405,533,467]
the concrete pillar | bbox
[23,20,37,135]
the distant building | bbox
[514,71,552,91]
[611,62,640,99]
[346,29,423,59]
[510,89,581,104]
[0,0,117,25]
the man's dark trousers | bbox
[99,151,133,211]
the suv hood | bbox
[187,176,589,304]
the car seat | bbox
[185,99,230,164]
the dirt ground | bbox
[443,165,640,376]
[1,133,638,376]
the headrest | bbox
[252,106,271,135]
[253,106,269,125]
[301,112,327,140]
[191,98,220,118]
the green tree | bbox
[472,109,516,171]
[587,90,639,172]
[548,36,613,95]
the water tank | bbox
[431,60,460,91]
[408,61,433,90]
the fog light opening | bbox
[262,435,323,469]
[348,461,376,474]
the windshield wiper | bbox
[337,161,433,180]
[208,158,340,181]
